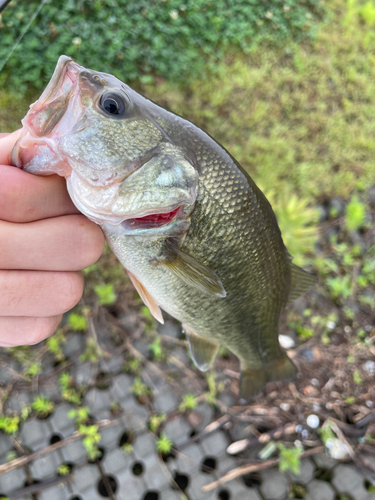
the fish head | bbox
[12,56,198,232]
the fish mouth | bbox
[121,206,183,231]
[11,56,83,170]
[36,55,82,108]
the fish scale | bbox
[11,55,316,399]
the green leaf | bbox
[68,313,88,332]
[94,284,117,306]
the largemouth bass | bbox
[11,56,316,399]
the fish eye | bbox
[99,92,126,116]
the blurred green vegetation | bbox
[0,0,323,92]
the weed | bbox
[57,463,71,476]
[0,415,20,434]
[110,401,122,416]
[79,424,102,461]
[264,192,318,265]
[68,406,91,426]
[80,338,104,363]
[326,275,352,302]
[156,433,173,455]
[26,362,42,378]
[345,195,366,231]
[121,443,133,454]
[20,404,31,421]
[148,337,165,362]
[179,394,198,413]
[123,357,142,376]
[149,413,167,433]
[130,378,151,399]
[68,313,88,332]
[59,372,82,405]
[277,443,302,475]
[353,370,363,385]
[94,284,117,306]
[31,396,55,418]
[46,331,66,361]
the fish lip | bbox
[36,55,82,106]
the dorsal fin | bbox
[287,263,317,305]
[127,270,164,324]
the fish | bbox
[11,55,316,400]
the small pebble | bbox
[366,400,373,408]
[326,402,333,410]
[362,360,375,376]
[294,439,302,448]
[327,321,336,330]
[365,325,373,332]
[306,414,320,429]
[301,429,309,439]
[296,424,303,433]
[312,403,321,411]
[311,378,319,387]
[280,403,290,412]
[278,334,295,349]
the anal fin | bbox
[127,270,164,324]
[183,324,219,372]
[287,263,317,305]
[240,353,297,401]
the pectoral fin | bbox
[240,354,297,400]
[287,263,317,305]
[127,270,164,324]
[183,324,219,371]
[159,241,226,298]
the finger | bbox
[0,130,22,165]
[0,270,84,317]
[0,315,62,347]
[0,215,104,271]
[0,165,79,222]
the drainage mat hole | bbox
[190,429,198,439]
[70,497,83,500]
[218,490,231,500]
[160,448,176,462]
[49,433,62,445]
[142,492,159,500]
[314,467,333,482]
[118,430,134,447]
[58,462,74,475]
[365,480,375,492]
[173,472,189,492]
[201,456,217,474]
[290,483,307,499]
[97,475,118,497]
[88,446,105,463]
[132,461,144,476]
[242,472,262,488]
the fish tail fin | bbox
[240,353,297,401]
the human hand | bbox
[0,131,105,346]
